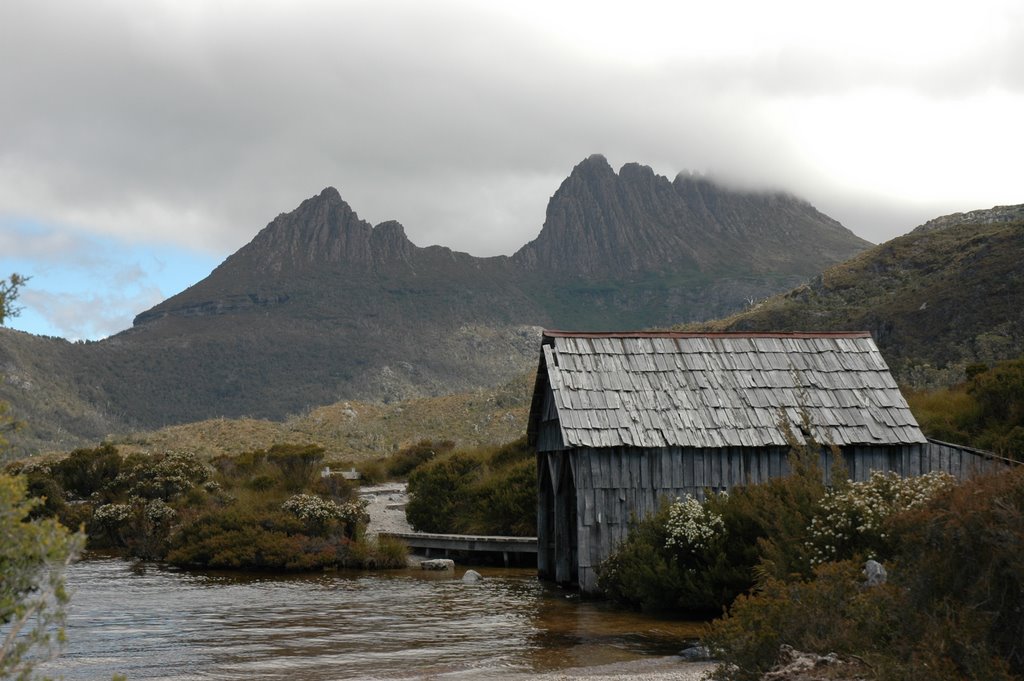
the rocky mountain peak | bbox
[513,155,867,277]
[236,187,417,272]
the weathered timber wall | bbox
[540,441,1012,593]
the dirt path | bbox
[360,482,413,536]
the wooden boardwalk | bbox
[380,532,537,567]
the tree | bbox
[0,274,27,326]
[0,474,85,679]
[0,274,27,451]
[1,273,85,679]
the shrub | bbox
[806,470,954,566]
[472,457,537,536]
[166,507,308,569]
[404,437,535,536]
[908,356,1024,460]
[704,561,901,681]
[705,467,1024,681]
[888,466,1024,677]
[372,535,409,568]
[354,459,386,485]
[665,495,725,552]
[266,444,325,491]
[487,436,532,468]
[117,451,211,501]
[52,443,123,500]
[385,439,454,478]
[406,451,484,533]
[310,472,354,501]
[598,419,836,613]
[89,498,177,559]
[0,473,85,680]
[598,494,754,615]
[281,494,367,537]
[597,504,684,612]
[247,474,276,492]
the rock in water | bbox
[421,559,455,571]
[678,644,712,661]
[462,569,483,583]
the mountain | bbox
[514,155,860,277]
[682,205,1024,387]
[0,155,870,455]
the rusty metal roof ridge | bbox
[542,330,873,339]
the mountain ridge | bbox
[2,155,873,455]
[680,204,1024,387]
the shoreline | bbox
[417,657,717,680]
[518,657,716,680]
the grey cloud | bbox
[1,0,1021,268]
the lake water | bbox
[41,557,706,680]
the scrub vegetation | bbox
[404,436,536,537]
[4,443,407,571]
[907,356,1024,460]
[598,429,1024,679]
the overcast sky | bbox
[2,0,1022,340]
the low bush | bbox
[908,356,1024,460]
[265,443,325,491]
[405,436,535,536]
[15,442,408,572]
[704,466,1024,681]
[385,439,454,478]
[52,443,122,500]
[406,451,484,533]
[704,561,903,681]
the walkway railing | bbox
[379,531,537,567]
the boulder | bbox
[462,569,483,583]
[762,645,852,681]
[421,559,455,571]
[863,559,887,587]
[678,644,712,661]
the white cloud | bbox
[21,286,165,341]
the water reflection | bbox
[42,557,704,680]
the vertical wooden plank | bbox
[553,458,571,585]
[537,453,551,579]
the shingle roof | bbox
[532,331,926,449]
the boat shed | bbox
[527,330,1000,593]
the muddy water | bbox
[42,557,705,680]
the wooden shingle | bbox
[533,331,926,449]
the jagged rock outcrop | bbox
[513,154,868,277]
[912,204,1024,234]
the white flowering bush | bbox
[93,503,132,526]
[118,451,212,500]
[282,494,343,522]
[282,494,368,537]
[664,495,725,552]
[807,470,954,565]
[144,498,177,524]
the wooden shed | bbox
[528,330,1005,593]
